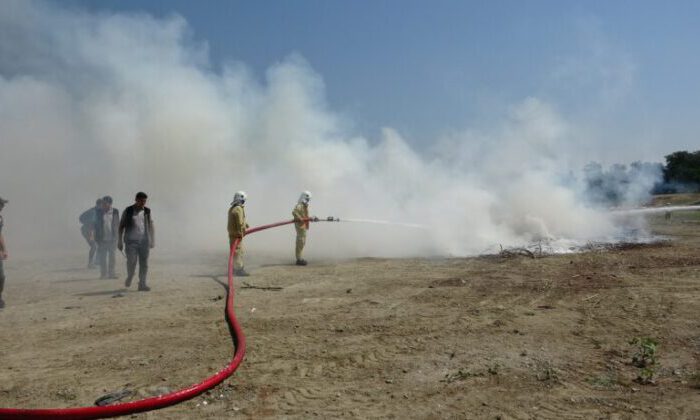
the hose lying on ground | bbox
[0,219,302,419]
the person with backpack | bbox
[79,198,102,268]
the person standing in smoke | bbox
[292,191,316,266]
[0,197,8,309]
[228,191,250,276]
[79,198,102,268]
[118,192,155,291]
[95,196,119,279]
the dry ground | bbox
[1,211,699,419]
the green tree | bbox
[663,150,700,191]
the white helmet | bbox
[232,191,247,205]
[298,190,312,205]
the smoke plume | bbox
[0,1,657,259]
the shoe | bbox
[234,269,250,277]
[138,285,151,292]
[0,299,4,309]
[296,259,308,266]
[125,277,133,287]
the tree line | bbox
[661,150,700,193]
[583,150,700,207]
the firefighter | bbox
[292,191,314,266]
[228,191,250,276]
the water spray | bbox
[611,205,700,216]
[337,218,428,230]
[299,215,427,229]
[310,216,427,230]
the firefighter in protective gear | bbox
[228,191,250,276]
[292,191,313,266]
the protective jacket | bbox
[292,203,309,230]
[228,205,248,240]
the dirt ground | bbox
[1,211,699,419]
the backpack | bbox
[79,208,94,225]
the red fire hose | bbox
[0,219,300,419]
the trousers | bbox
[229,237,244,270]
[295,227,307,260]
[97,240,116,277]
[0,259,5,298]
[125,240,149,287]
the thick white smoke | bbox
[0,1,651,259]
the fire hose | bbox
[0,217,339,419]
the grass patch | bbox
[630,337,659,384]
[588,374,617,389]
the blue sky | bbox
[59,0,700,161]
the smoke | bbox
[0,1,658,259]
[582,162,664,207]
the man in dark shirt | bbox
[118,192,155,291]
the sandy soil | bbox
[1,213,699,419]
